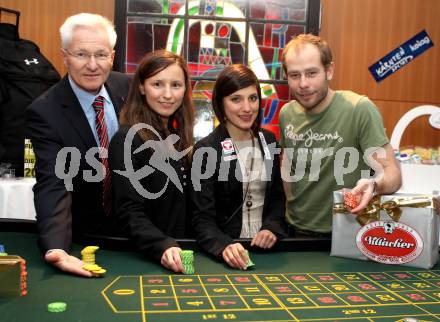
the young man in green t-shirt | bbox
[279,34,402,237]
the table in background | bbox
[0,232,440,322]
[0,178,36,220]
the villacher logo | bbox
[355,221,423,265]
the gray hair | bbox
[59,13,117,49]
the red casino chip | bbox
[344,191,358,209]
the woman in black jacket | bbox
[191,64,286,270]
[109,50,194,273]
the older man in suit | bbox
[26,13,131,276]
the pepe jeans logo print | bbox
[284,124,343,148]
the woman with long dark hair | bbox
[109,50,194,273]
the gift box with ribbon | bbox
[0,255,27,296]
[331,191,440,269]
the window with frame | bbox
[115,0,321,140]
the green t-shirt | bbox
[279,90,389,233]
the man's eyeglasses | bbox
[64,49,111,61]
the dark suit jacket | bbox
[26,72,131,253]
[191,124,287,258]
[109,125,191,262]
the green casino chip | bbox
[180,250,193,258]
[180,250,194,274]
[181,250,194,263]
[245,250,255,269]
[183,266,194,274]
[47,302,67,313]
[246,258,255,268]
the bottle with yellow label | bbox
[24,139,35,178]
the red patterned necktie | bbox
[92,95,111,216]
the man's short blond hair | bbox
[282,33,332,73]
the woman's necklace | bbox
[233,132,263,234]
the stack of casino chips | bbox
[245,250,255,269]
[20,259,27,296]
[81,246,99,264]
[82,263,106,276]
[180,250,194,274]
[344,191,358,209]
[81,246,106,277]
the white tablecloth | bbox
[0,178,36,220]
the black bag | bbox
[0,7,60,176]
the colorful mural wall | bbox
[119,0,318,140]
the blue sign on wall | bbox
[369,30,434,83]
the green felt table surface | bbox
[0,232,439,322]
